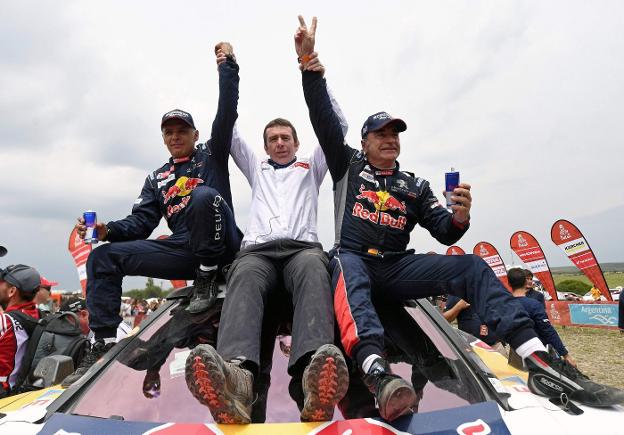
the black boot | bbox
[363,358,416,421]
[187,267,219,314]
[526,351,624,407]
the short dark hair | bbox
[523,269,533,279]
[508,268,527,290]
[263,118,298,146]
[18,289,36,302]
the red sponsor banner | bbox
[473,242,511,291]
[446,245,466,255]
[68,227,92,296]
[509,231,558,301]
[550,219,611,301]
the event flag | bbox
[446,246,466,255]
[68,227,92,296]
[473,242,511,291]
[510,231,558,301]
[550,219,612,301]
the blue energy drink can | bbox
[83,210,98,244]
[445,168,460,209]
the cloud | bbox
[1,1,623,291]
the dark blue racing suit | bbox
[516,297,567,356]
[302,70,537,368]
[87,58,242,337]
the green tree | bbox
[123,278,171,299]
[556,279,591,295]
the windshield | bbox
[68,299,485,422]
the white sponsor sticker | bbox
[527,259,549,273]
[562,237,589,255]
[157,173,175,189]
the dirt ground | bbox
[554,326,624,389]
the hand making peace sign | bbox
[294,15,317,58]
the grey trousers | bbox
[217,239,334,375]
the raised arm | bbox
[296,16,353,183]
[209,42,240,164]
[229,122,258,186]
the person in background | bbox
[35,276,59,314]
[590,286,602,301]
[523,269,545,307]
[509,268,575,365]
[0,264,42,398]
[443,295,507,356]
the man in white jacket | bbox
[185,28,349,424]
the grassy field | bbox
[552,271,624,289]
[555,326,624,389]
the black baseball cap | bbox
[0,264,41,294]
[161,109,195,129]
[361,111,407,138]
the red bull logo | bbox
[163,176,204,204]
[356,184,406,213]
[353,185,407,229]
[353,203,406,229]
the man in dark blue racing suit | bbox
[65,42,242,386]
[297,19,624,419]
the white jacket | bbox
[230,89,347,249]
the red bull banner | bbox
[550,219,611,301]
[473,242,511,291]
[446,246,465,255]
[68,227,92,296]
[509,231,558,301]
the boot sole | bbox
[379,378,417,421]
[185,345,251,424]
[301,344,349,422]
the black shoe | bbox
[61,339,114,387]
[526,351,624,407]
[363,358,416,421]
[187,268,219,314]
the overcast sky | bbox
[1,1,623,291]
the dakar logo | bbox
[456,418,492,435]
[550,304,561,321]
[559,224,571,240]
[518,234,528,247]
[479,244,488,256]
[451,248,458,255]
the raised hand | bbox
[215,41,235,66]
[294,15,317,58]
[300,52,325,76]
